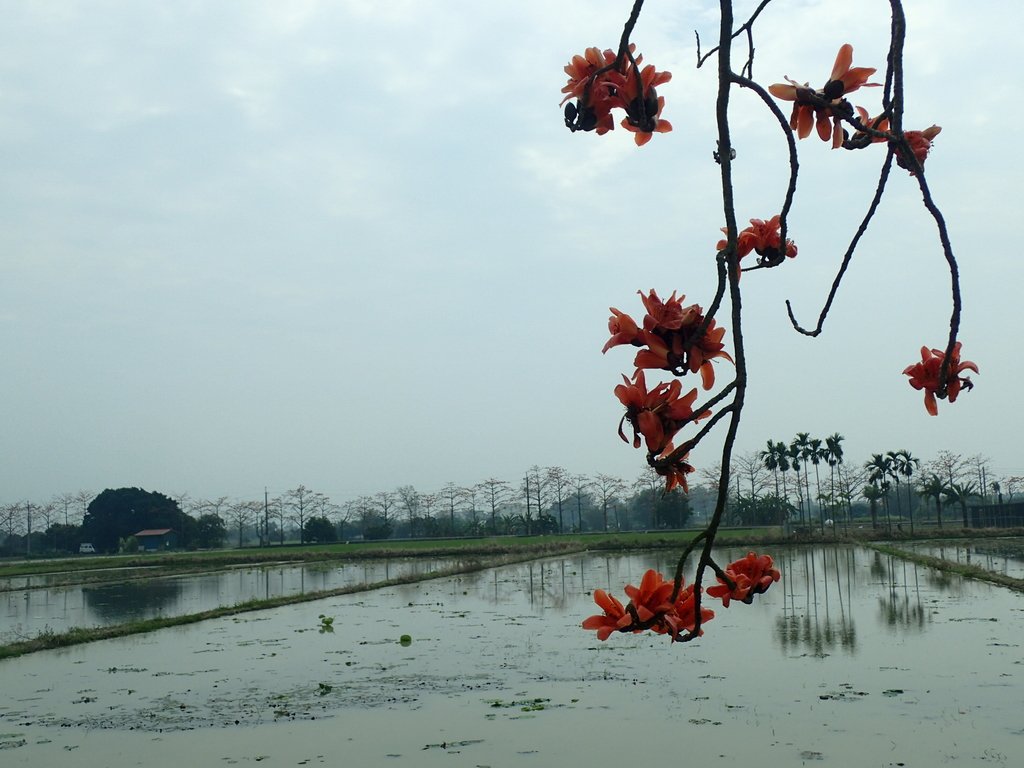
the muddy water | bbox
[2,545,1022,766]
[0,558,461,643]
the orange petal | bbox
[830,44,853,82]
[768,83,797,101]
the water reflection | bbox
[82,580,185,622]
[3,547,997,655]
[1,557,464,643]
[902,537,1024,581]
[775,546,857,655]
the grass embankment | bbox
[865,541,1024,593]
[0,529,785,584]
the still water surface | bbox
[0,558,462,643]
[2,545,1022,766]
[899,536,1024,580]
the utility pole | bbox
[264,487,269,547]
[26,501,32,556]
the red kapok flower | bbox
[602,307,642,353]
[707,552,781,607]
[619,62,673,146]
[650,442,696,493]
[903,341,978,416]
[630,290,734,389]
[717,215,798,268]
[848,106,890,145]
[581,588,628,641]
[894,125,942,176]
[561,46,625,135]
[623,568,676,623]
[614,370,707,454]
[582,569,715,642]
[638,289,700,332]
[660,583,716,640]
[768,44,879,147]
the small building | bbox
[135,528,178,552]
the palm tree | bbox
[760,440,783,499]
[861,484,883,530]
[918,474,947,528]
[894,449,920,533]
[945,482,978,529]
[865,453,894,531]
[805,437,825,532]
[790,433,812,525]
[885,450,906,527]
[825,432,845,524]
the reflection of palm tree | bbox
[945,482,978,528]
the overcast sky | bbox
[1,0,1020,506]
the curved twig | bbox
[785,148,895,336]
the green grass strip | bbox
[866,542,1024,592]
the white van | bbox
[79,543,96,554]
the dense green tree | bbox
[192,513,227,549]
[731,494,793,526]
[81,488,186,553]
[303,515,337,543]
[44,523,83,553]
[629,484,692,529]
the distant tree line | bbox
[0,448,1019,556]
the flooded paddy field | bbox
[1,558,463,644]
[2,545,1022,766]
[897,537,1024,581]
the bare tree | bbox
[925,450,968,489]
[966,454,993,502]
[734,451,771,499]
[199,496,230,523]
[572,474,591,532]
[545,466,572,533]
[53,492,77,527]
[460,485,481,533]
[593,474,626,532]
[226,500,258,547]
[74,489,94,523]
[373,490,397,530]
[439,483,461,536]
[286,486,315,543]
[396,485,422,537]
[35,501,56,552]
[478,478,511,534]
[634,466,662,529]
[420,492,438,534]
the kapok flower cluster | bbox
[561,46,672,146]
[903,341,978,416]
[583,554,780,642]
[768,43,943,175]
[716,215,798,271]
[604,290,734,492]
